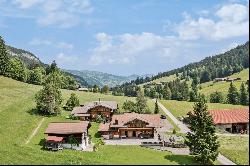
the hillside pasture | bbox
[200,68,249,97]
[0,76,200,165]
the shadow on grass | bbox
[94,132,101,139]
[165,155,199,165]
[27,108,58,118]
[39,138,46,150]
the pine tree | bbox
[227,82,239,105]
[163,84,172,100]
[136,88,148,114]
[181,81,189,101]
[101,85,109,94]
[0,36,9,75]
[210,91,224,103]
[154,99,159,114]
[185,96,219,165]
[93,84,100,93]
[190,78,199,102]
[65,93,80,111]
[239,83,248,106]
[200,70,211,83]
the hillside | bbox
[6,45,44,68]
[199,68,249,97]
[135,41,249,86]
[4,44,88,87]
[0,76,199,165]
[67,70,151,87]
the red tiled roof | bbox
[209,109,249,124]
[98,123,110,132]
[45,121,89,134]
[46,136,63,142]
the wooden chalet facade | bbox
[98,112,164,139]
[44,121,90,151]
[71,101,118,122]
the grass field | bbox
[160,99,249,165]
[160,99,249,118]
[200,68,249,97]
[218,136,249,165]
[0,76,201,165]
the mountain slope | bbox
[6,45,44,68]
[135,41,249,86]
[199,68,249,97]
[5,45,89,87]
[67,70,149,87]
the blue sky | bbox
[0,0,249,76]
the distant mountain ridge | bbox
[67,69,152,87]
[5,45,89,87]
[6,45,44,68]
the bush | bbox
[172,129,177,135]
[64,93,80,111]
[210,91,224,103]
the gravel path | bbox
[153,99,190,133]
[217,154,236,165]
[25,118,45,144]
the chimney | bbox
[99,98,101,103]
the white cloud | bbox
[12,0,42,9]
[56,42,74,50]
[37,11,80,28]
[56,52,78,65]
[29,39,74,50]
[221,42,240,53]
[174,3,249,41]
[216,3,248,22]
[198,10,210,16]
[29,38,52,46]
[6,0,94,28]
[89,32,197,66]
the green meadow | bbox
[0,76,200,165]
[200,68,249,97]
[218,136,249,165]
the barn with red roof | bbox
[209,109,249,134]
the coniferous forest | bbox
[112,41,249,105]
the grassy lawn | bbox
[160,99,248,118]
[218,136,249,165]
[0,76,200,165]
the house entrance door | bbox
[132,131,136,137]
[125,131,128,137]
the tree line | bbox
[210,82,249,106]
[113,41,249,92]
[0,36,79,90]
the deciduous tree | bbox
[0,36,9,76]
[65,93,80,111]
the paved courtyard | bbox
[104,138,159,145]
